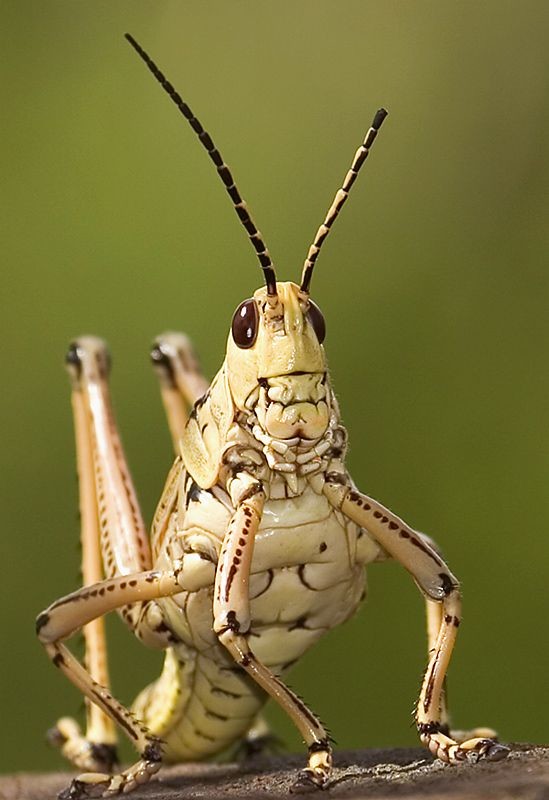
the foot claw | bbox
[290,769,327,793]
[477,740,510,763]
[58,777,109,800]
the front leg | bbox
[323,477,509,765]
[213,473,332,788]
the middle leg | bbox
[37,569,184,798]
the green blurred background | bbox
[2,0,548,774]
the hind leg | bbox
[48,337,154,772]
[40,338,161,794]
[150,332,209,453]
[49,393,117,773]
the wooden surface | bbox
[2,745,548,800]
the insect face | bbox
[226,281,329,439]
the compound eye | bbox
[231,299,259,349]
[307,300,326,344]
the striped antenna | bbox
[125,34,278,297]
[300,108,388,294]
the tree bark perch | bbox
[2,745,548,800]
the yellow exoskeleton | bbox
[36,34,508,799]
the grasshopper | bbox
[36,34,508,799]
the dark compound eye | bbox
[231,299,259,349]
[307,300,326,344]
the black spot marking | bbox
[65,342,83,378]
[325,472,347,486]
[439,573,456,596]
[154,619,172,635]
[186,481,202,504]
[52,652,65,668]
[142,741,163,763]
[194,390,210,409]
[35,612,50,635]
[225,610,240,633]
[150,344,175,386]
[418,721,441,736]
[51,593,81,609]
[308,738,330,753]
[240,483,263,503]
[405,537,445,567]
[224,564,238,600]
[423,654,439,712]
[319,542,327,553]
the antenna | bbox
[300,108,388,294]
[125,34,278,297]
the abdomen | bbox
[135,483,379,760]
